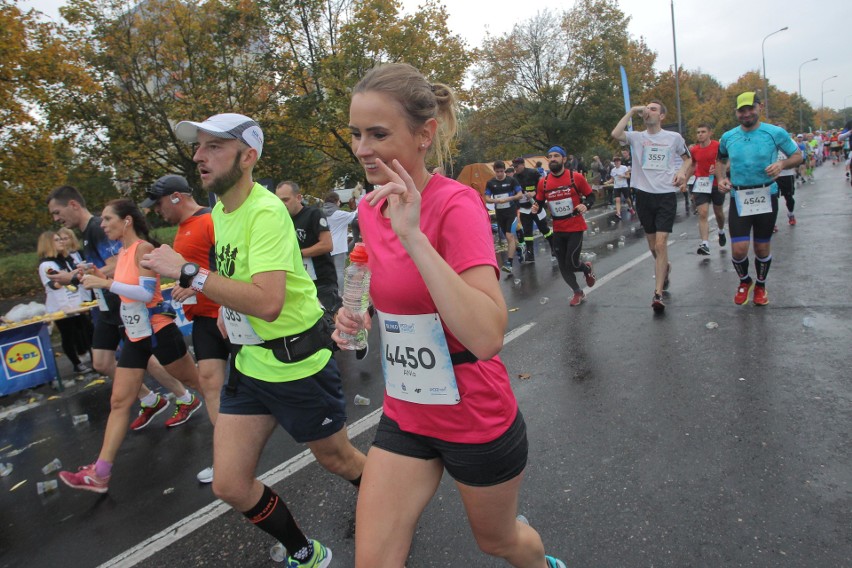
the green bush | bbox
[0,251,42,299]
[0,227,178,299]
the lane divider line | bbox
[583,239,674,294]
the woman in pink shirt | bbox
[335,63,565,568]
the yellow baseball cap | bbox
[736,92,761,109]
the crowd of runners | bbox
[29,54,852,568]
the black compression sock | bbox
[732,256,750,281]
[243,485,311,559]
[755,255,772,283]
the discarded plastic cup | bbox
[617,241,625,247]
[41,458,62,475]
[607,244,614,250]
[539,297,549,305]
[270,542,287,563]
[0,463,13,477]
[705,322,719,330]
[72,414,89,425]
[37,480,58,495]
[354,394,371,406]
[802,317,815,328]
[513,278,522,286]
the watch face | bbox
[182,263,199,277]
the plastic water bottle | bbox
[338,243,371,350]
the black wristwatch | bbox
[179,263,200,288]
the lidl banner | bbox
[0,322,58,396]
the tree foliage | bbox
[468,0,656,160]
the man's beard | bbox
[549,161,564,174]
[739,114,758,128]
[205,153,243,196]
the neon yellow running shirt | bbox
[212,183,329,381]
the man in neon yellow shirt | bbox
[143,113,364,568]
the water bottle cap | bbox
[349,242,369,263]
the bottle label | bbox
[221,306,263,345]
[376,310,460,406]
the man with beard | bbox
[512,157,554,263]
[143,113,365,568]
[612,100,691,312]
[715,93,801,306]
[532,146,596,306]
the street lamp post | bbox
[798,57,818,133]
[821,75,838,130]
[761,26,788,120]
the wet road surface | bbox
[2,168,850,567]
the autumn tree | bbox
[260,0,473,188]
[0,1,95,251]
[49,0,296,197]
[468,0,657,160]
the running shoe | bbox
[546,557,567,568]
[718,232,727,247]
[614,213,622,220]
[58,463,110,494]
[697,243,710,256]
[73,363,92,374]
[788,214,797,226]
[734,279,754,305]
[165,394,203,428]
[551,255,558,264]
[130,394,169,431]
[197,466,213,484]
[523,248,535,264]
[501,260,513,274]
[583,262,596,287]
[628,208,635,215]
[287,540,332,568]
[752,285,769,306]
[652,293,665,312]
[569,291,585,306]
[662,262,671,292]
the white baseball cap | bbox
[175,113,264,158]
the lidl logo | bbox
[3,341,44,375]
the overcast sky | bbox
[24,0,852,113]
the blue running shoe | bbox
[287,540,332,568]
[546,556,567,568]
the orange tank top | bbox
[113,240,170,340]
